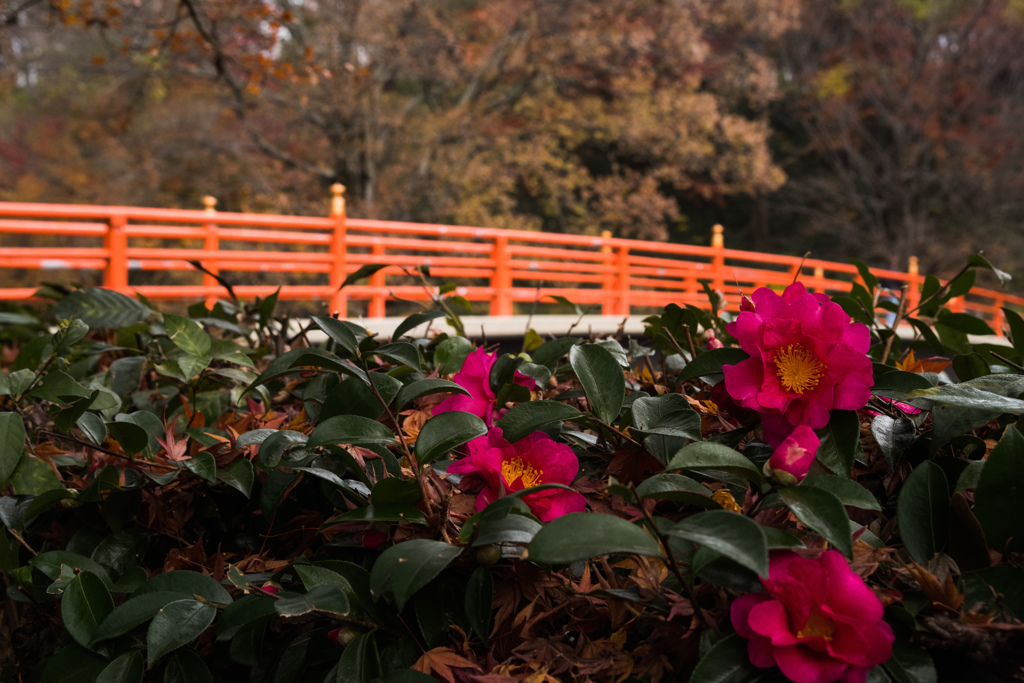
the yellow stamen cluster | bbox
[796,608,836,641]
[502,457,543,488]
[774,344,825,394]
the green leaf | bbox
[332,504,427,525]
[41,644,108,683]
[106,421,149,458]
[630,394,703,441]
[495,400,582,442]
[341,264,388,289]
[293,565,354,595]
[967,254,1011,287]
[53,288,152,328]
[0,368,34,398]
[393,310,447,341]
[1002,308,1024,357]
[370,477,422,505]
[135,570,233,605]
[906,378,1024,414]
[31,551,113,588]
[335,631,381,683]
[274,585,350,617]
[179,451,215,483]
[937,311,994,336]
[569,344,625,424]
[675,348,750,384]
[779,486,853,559]
[395,378,470,409]
[95,651,143,683]
[312,315,360,356]
[435,336,474,375]
[217,458,254,498]
[872,371,935,401]
[162,649,214,683]
[850,258,878,292]
[814,410,861,477]
[527,513,664,564]
[11,456,64,495]
[373,342,421,370]
[369,539,462,610]
[62,570,115,647]
[669,510,768,577]
[870,415,917,467]
[688,632,764,683]
[0,411,26,483]
[214,594,278,641]
[146,599,216,665]
[531,337,580,369]
[955,460,985,493]
[464,566,493,641]
[665,442,764,488]
[415,410,488,465]
[91,592,185,643]
[162,314,211,357]
[254,430,308,469]
[802,475,881,511]
[974,425,1024,552]
[307,415,398,449]
[634,473,717,507]
[322,373,402,421]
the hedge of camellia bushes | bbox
[2,258,1024,683]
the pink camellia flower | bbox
[434,348,536,426]
[723,282,873,432]
[764,425,820,485]
[731,550,894,683]
[447,428,586,522]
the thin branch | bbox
[39,430,179,471]
[881,284,910,365]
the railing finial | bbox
[908,255,919,276]
[712,224,724,249]
[203,195,217,214]
[331,184,346,217]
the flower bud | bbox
[475,544,501,566]
[259,581,282,594]
[328,627,357,646]
[764,425,820,484]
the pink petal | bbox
[748,599,801,646]
[782,282,811,302]
[819,550,884,623]
[731,593,771,639]
[747,634,778,668]
[526,489,586,521]
[773,645,851,683]
[724,357,766,406]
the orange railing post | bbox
[711,224,725,293]
[615,245,630,316]
[202,195,218,309]
[104,211,128,293]
[993,294,1006,334]
[491,234,512,316]
[601,230,614,315]
[813,266,825,293]
[329,184,348,317]
[368,240,386,318]
[906,256,920,311]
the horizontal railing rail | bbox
[0,185,1020,334]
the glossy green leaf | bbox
[255,430,308,469]
[393,310,448,341]
[0,411,25,483]
[95,651,143,683]
[415,410,487,465]
[91,592,186,643]
[675,348,750,383]
[814,410,861,477]
[162,648,214,683]
[146,599,216,665]
[312,315,360,356]
[213,594,278,641]
[162,314,211,357]
[395,378,470,409]
[332,504,427,525]
[668,510,768,577]
[635,473,717,507]
[870,415,917,467]
[307,415,398,449]
[373,342,421,370]
[106,421,149,458]
[802,475,881,511]
[274,585,350,617]
[665,442,764,488]
[182,451,216,483]
[217,458,254,498]
[527,513,664,564]
[897,460,950,563]
[975,425,1024,552]
[630,394,703,441]
[465,566,493,641]
[335,631,381,683]
[688,633,764,683]
[62,570,115,647]
[435,336,474,375]
[10,455,63,495]
[369,539,462,610]
[569,344,625,424]
[779,486,853,559]
[495,400,582,442]
[31,551,113,589]
[135,570,233,605]
[40,644,108,683]
[967,254,1011,287]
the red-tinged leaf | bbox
[156,421,189,461]
[412,647,480,683]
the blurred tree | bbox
[770,0,1024,274]
[0,0,794,244]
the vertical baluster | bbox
[491,234,512,316]
[368,240,387,318]
[203,195,218,309]
[329,184,348,317]
[601,230,614,315]
[105,211,128,293]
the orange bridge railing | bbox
[0,186,1020,334]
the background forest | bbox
[2,0,1024,279]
